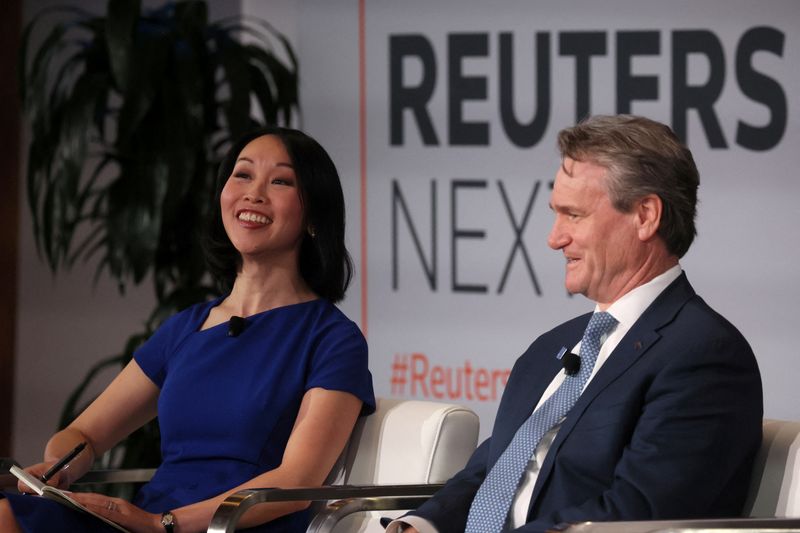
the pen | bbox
[40,441,87,482]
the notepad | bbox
[9,465,130,532]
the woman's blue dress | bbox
[3,298,375,532]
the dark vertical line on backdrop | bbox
[0,0,22,456]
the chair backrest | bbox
[744,419,800,517]
[322,398,480,532]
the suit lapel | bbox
[527,273,696,509]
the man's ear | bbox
[636,194,662,241]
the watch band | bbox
[160,511,175,533]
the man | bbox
[390,115,763,533]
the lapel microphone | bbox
[562,351,581,376]
[227,316,246,337]
[556,346,581,376]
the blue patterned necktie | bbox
[465,311,618,533]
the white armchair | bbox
[207,398,480,533]
[553,418,800,532]
[744,418,800,518]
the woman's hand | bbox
[19,462,70,492]
[70,493,163,533]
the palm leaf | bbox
[105,0,140,90]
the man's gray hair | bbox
[557,114,699,258]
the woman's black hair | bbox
[204,127,353,302]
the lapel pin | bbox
[633,340,643,350]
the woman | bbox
[0,127,375,532]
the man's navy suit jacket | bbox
[411,274,763,532]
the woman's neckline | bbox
[197,296,322,332]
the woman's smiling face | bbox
[220,134,305,264]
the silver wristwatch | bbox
[160,511,176,533]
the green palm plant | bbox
[19,0,299,485]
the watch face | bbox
[161,512,175,526]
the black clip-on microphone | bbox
[562,351,581,376]
[228,316,246,337]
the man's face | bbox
[547,157,646,307]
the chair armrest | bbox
[1,468,156,491]
[74,468,157,485]
[308,495,434,533]
[207,483,443,533]
[549,517,800,532]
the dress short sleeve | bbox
[134,300,216,388]
[305,314,375,415]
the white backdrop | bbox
[13,0,799,466]
[267,0,800,438]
